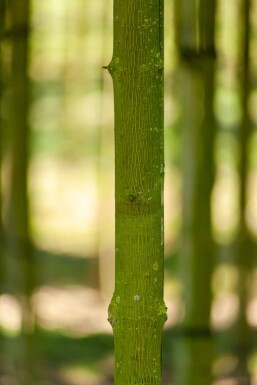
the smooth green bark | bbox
[7,0,34,300]
[0,0,6,291]
[175,0,215,55]
[173,59,215,385]
[232,0,252,379]
[8,0,33,299]
[181,59,215,330]
[6,1,36,383]
[0,1,4,230]
[107,1,166,384]
[176,1,216,326]
[174,0,216,383]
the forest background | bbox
[1,0,257,384]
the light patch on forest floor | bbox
[58,365,105,385]
[213,379,237,385]
[0,294,22,335]
[0,287,111,337]
[33,286,112,336]
[30,157,101,257]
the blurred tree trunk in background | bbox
[173,0,216,384]
[8,0,33,317]
[0,0,7,292]
[232,0,252,380]
[5,1,36,383]
[107,1,166,383]
[0,2,7,371]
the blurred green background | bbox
[1,0,257,384]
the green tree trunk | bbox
[180,59,215,331]
[6,1,36,383]
[232,0,252,380]
[0,0,6,292]
[0,1,7,374]
[173,0,216,384]
[8,0,33,301]
[106,1,166,384]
